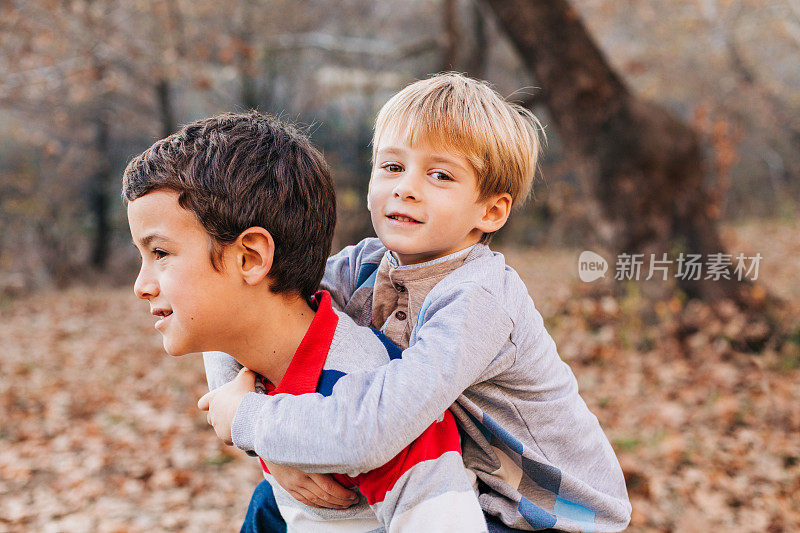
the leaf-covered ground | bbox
[1,218,798,532]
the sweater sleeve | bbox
[361,410,487,532]
[320,237,385,311]
[319,245,357,312]
[231,282,513,474]
[202,351,243,391]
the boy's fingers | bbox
[288,490,311,507]
[308,473,358,505]
[236,367,256,387]
[292,488,326,508]
[197,391,212,411]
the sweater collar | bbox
[268,290,339,395]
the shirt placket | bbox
[383,271,409,344]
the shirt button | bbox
[395,310,407,321]
[395,284,406,292]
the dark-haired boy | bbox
[123,112,487,532]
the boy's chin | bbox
[162,338,193,357]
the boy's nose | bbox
[392,173,420,201]
[134,267,158,300]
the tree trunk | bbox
[89,116,111,270]
[156,77,176,137]
[482,0,747,304]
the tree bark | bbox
[156,77,176,137]
[90,116,111,270]
[482,0,747,304]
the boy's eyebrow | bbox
[376,147,407,157]
[133,233,171,248]
[429,154,468,170]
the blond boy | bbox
[206,75,632,532]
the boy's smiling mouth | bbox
[151,307,173,329]
[386,212,422,224]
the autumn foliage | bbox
[1,219,798,531]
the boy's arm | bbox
[362,410,487,532]
[318,244,356,311]
[320,238,383,311]
[231,282,513,474]
[203,351,242,391]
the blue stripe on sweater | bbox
[465,410,493,443]
[484,412,564,495]
[355,263,379,289]
[317,330,403,396]
[518,497,557,529]
[415,297,432,332]
[554,497,595,531]
[317,370,346,396]
[369,329,403,360]
[521,456,562,495]
[481,412,524,456]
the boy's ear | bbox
[235,227,274,285]
[475,193,512,234]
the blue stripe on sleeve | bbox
[485,411,564,495]
[465,410,493,443]
[521,456,562,495]
[415,297,431,332]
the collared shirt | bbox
[371,247,472,349]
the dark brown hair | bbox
[122,111,336,299]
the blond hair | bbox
[372,72,544,208]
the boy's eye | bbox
[153,249,169,260]
[431,171,453,181]
[381,163,403,173]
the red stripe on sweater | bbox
[256,290,461,505]
[345,411,462,505]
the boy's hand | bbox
[264,460,359,509]
[197,367,256,445]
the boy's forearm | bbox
[232,388,393,475]
[231,284,512,473]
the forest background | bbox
[1,0,798,531]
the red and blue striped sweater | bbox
[232,290,487,532]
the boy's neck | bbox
[392,240,481,267]
[222,291,316,386]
